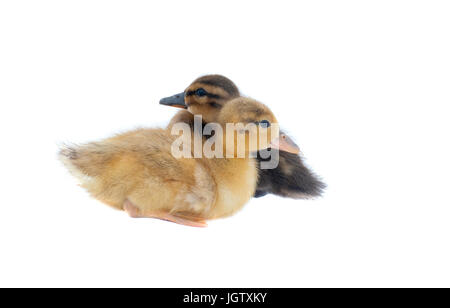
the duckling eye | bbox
[258,120,271,128]
[195,88,207,97]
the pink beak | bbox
[270,133,300,154]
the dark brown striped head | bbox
[160,75,240,123]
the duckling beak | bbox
[270,133,300,154]
[159,92,187,109]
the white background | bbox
[0,1,449,287]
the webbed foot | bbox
[123,200,207,228]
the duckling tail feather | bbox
[256,151,326,199]
[58,142,115,181]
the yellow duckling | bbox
[60,98,296,227]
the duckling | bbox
[60,98,296,227]
[160,74,325,199]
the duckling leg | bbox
[158,213,208,228]
[123,200,207,227]
[123,200,141,218]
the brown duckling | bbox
[60,98,296,227]
[160,74,325,199]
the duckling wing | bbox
[111,129,217,217]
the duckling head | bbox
[160,74,239,123]
[217,97,300,155]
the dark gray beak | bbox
[159,92,187,109]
